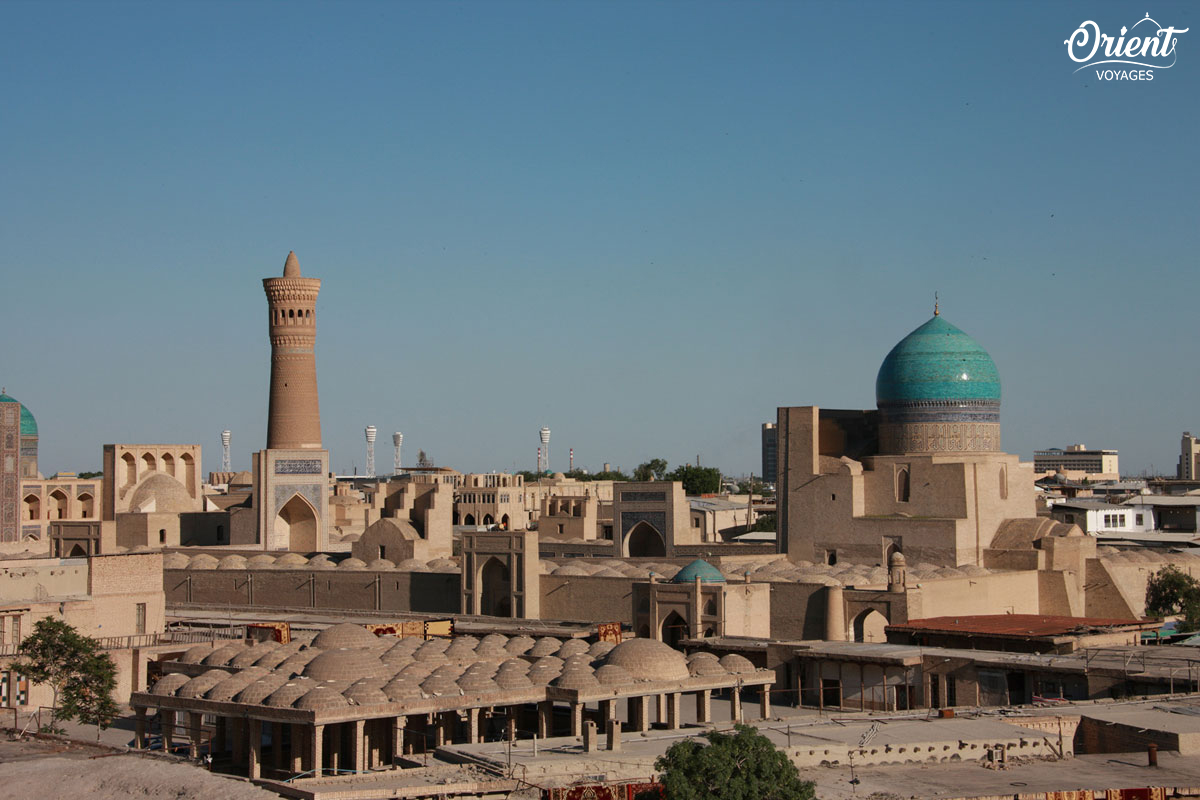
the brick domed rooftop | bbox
[603,638,689,682]
[310,622,381,650]
[129,473,195,513]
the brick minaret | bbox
[264,251,323,450]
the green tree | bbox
[650,724,814,800]
[1146,565,1200,632]
[667,464,722,495]
[749,513,776,532]
[14,618,120,735]
[634,458,669,482]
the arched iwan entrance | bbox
[276,494,318,552]
[852,609,888,643]
[660,611,688,648]
[624,521,665,558]
[479,557,512,617]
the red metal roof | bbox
[887,614,1153,638]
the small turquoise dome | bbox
[876,315,1000,406]
[672,559,725,584]
[0,392,36,437]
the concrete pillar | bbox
[134,707,146,749]
[248,719,262,781]
[467,708,481,744]
[824,585,845,641]
[656,693,668,725]
[760,687,772,720]
[583,720,598,752]
[353,719,366,773]
[569,702,583,738]
[731,687,743,723]
[606,719,622,752]
[537,701,553,738]
[311,725,324,778]
[696,689,712,724]
[290,723,304,773]
[666,693,681,730]
[505,715,517,743]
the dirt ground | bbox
[0,736,284,800]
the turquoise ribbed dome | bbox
[672,559,725,584]
[876,316,1000,406]
[0,392,36,437]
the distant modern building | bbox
[760,422,777,485]
[1180,433,1200,480]
[1033,445,1119,481]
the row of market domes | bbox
[164,552,461,573]
[151,625,758,710]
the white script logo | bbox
[1065,13,1188,80]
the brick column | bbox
[290,723,304,773]
[353,719,366,773]
[731,688,743,723]
[133,707,146,749]
[760,687,772,720]
[162,710,176,755]
[393,716,406,761]
[537,701,553,738]
[666,693,681,730]
[696,689,711,724]
[311,724,324,777]
[248,719,262,781]
[569,702,583,738]
[467,708,481,743]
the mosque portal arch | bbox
[479,556,512,617]
[275,493,318,552]
[624,521,666,558]
[660,611,688,648]
[852,609,888,643]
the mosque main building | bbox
[777,308,1050,569]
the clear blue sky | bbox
[2,1,1196,478]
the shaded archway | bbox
[275,494,318,552]
[141,452,156,474]
[49,489,69,520]
[463,513,476,526]
[500,514,509,530]
[121,452,137,486]
[68,543,87,558]
[660,611,688,648]
[896,467,910,503]
[482,514,495,527]
[624,521,665,558]
[180,453,196,493]
[479,557,512,617]
[23,494,40,521]
[852,609,888,643]
[77,493,94,519]
[162,452,175,477]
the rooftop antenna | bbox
[392,432,403,475]
[220,430,231,472]
[365,425,377,477]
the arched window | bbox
[896,466,910,503]
[999,465,1008,500]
